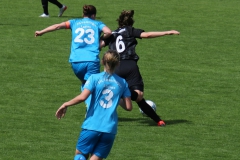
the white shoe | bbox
[39,13,49,18]
[58,5,67,17]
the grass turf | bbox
[0,0,240,159]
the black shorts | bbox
[115,60,144,91]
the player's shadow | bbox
[164,119,192,125]
[141,119,192,126]
[118,117,142,122]
[118,117,192,126]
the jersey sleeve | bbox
[122,80,131,98]
[65,19,75,29]
[65,21,70,29]
[83,75,95,92]
[98,21,106,31]
[132,27,144,39]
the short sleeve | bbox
[65,21,70,29]
[122,81,131,98]
[83,75,94,92]
[132,27,144,39]
[98,21,106,32]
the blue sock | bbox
[74,154,86,160]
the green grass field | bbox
[1,0,240,159]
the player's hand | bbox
[35,31,43,37]
[170,30,180,35]
[55,105,68,120]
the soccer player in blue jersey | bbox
[55,50,132,160]
[35,5,112,89]
[100,10,180,127]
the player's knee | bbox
[136,92,143,102]
[131,90,138,101]
[131,90,143,102]
[75,149,88,160]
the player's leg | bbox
[84,62,100,107]
[75,129,100,160]
[71,62,88,86]
[89,154,102,160]
[131,87,165,125]
[48,0,63,8]
[91,132,115,160]
[39,0,49,17]
[116,60,165,126]
[48,0,67,17]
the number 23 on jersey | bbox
[74,28,95,44]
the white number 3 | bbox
[74,28,95,44]
[100,89,113,108]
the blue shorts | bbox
[71,61,100,83]
[76,129,115,159]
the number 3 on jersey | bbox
[74,28,95,44]
[100,89,113,108]
[116,35,125,53]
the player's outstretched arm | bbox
[55,89,91,119]
[140,30,180,38]
[35,22,67,37]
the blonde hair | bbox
[102,50,120,74]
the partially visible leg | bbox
[132,89,165,126]
[91,133,115,160]
[84,62,100,108]
[89,154,103,160]
[74,150,88,160]
[116,60,165,126]
[48,0,67,17]
[40,0,49,16]
[48,0,63,8]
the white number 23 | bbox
[74,28,95,44]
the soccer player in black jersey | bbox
[100,10,180,126]
[39,0,67,17]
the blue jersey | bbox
[66,18,106,62]
[82,72,131,134]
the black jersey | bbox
[104,26,144,61]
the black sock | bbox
[48,0,63,8]
[41,0,49,15]
[137,98,161,123]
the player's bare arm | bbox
[140,30,180,38]
[35,22,67,37]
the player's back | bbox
[82,72,130,134]
[68,18,106,62]
[108,26,140,61]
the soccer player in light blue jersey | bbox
[55,50,132,160]
[35,4,112,88]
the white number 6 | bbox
[116,35,125,53]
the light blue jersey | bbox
[67,18,106,62]
[82,72,131,134]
